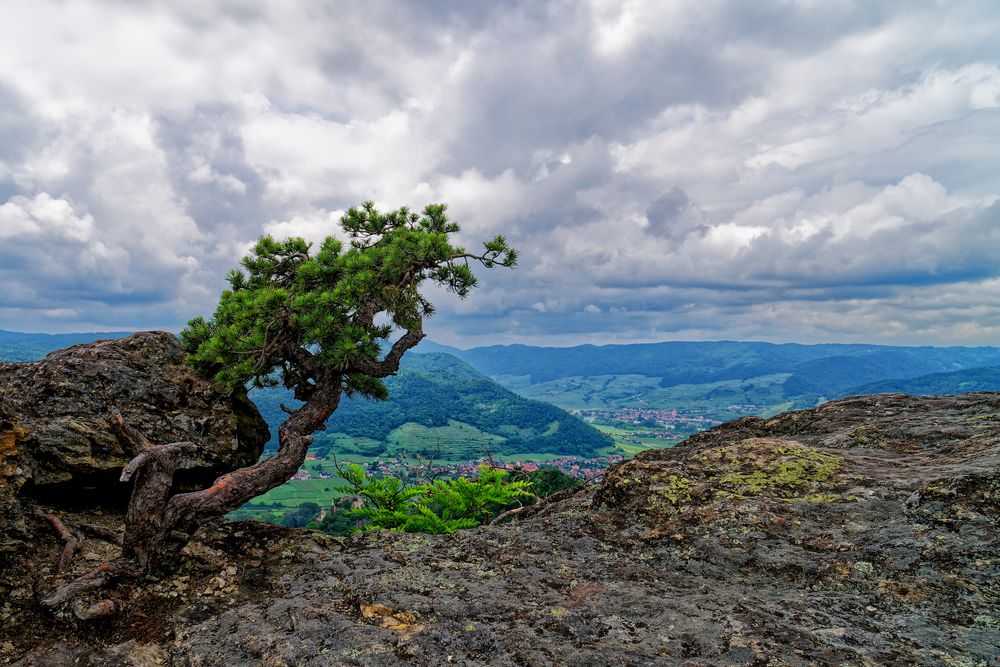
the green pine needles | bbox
[180,201,517,397]
[334,462,533,534]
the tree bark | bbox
[160,382,341,541]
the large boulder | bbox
[0,331,268,500]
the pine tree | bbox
[41,202,515,619]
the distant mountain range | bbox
[4,329,1000,434]
[0,329,132,362]
[422,340,1000,414]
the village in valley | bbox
[243,401,773,524]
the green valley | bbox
[7,331,1000,527]
[250,352,613,460]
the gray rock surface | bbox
[0,331,268,494]
[4,393,999,666]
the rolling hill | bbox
[435,340,1000,413]
[250,352,613,459]
[837,365,1000,397]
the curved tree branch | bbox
[347,327,425,378]
[108,407,154,456]
[162,379,344,536]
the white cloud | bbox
[0,193,130,300]
[262,209,345,248]
[0,0,998,345]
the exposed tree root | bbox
[33,507,81,573]
[73,522,123,545]
[38,396,346,620]
[39,559,139,621]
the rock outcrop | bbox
[3,393,998,666]
[0,405,27,553]
[0,331,268,497]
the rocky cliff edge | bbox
[2,393,998,666]
[0,332,268,553]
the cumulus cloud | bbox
[0,193,129,304]
[0,0,998,344]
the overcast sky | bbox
[1,1,998,347]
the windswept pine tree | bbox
[40,202,516,619]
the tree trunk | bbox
[40,383,342,614]
[148,381,342,565]
[42,327,422,618]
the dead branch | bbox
[108,407,154,456]
[120,441,195,483]
[489,505,529,525]
[489,492,540,526]
[410,442,445,483]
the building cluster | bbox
[578,407,729,429]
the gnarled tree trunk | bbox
[36,380,343,619]
[39,329,423,620]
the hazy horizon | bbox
[5,326,1000,353]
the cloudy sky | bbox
[1,1,999,347]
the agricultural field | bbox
[593,424,685,457]
[234,479,346,523]
[383,420,505,459]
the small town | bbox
[570,403,767,430]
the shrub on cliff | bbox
[332,463,532,534]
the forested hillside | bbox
[251,352,612,459]
[838,365,1000,397]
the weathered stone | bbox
[0,405,27,553]
[0,331,268,497]
[4,393,999,665]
